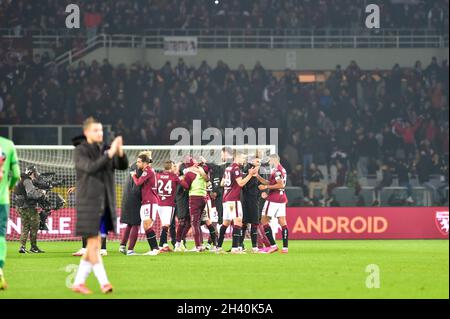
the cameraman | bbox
[15,166,45,253]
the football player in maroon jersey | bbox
[131,152,160,255]
[156,160,181,252]
[217,151,258,254]
[256,154,289,254]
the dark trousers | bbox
[189,196,206,248]
[19,207,39,247]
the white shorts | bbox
[262,201,286,218]
[158,206,175,226]
[222,201,243,221]
[202,199,218,223]
[140,203,159,222]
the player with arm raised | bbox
[156,160,180,252]
[131,152,160,256]
[255,154,289,254]
[72,117,128,295]
[216,151,257,254]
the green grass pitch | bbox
[1,240,448,299]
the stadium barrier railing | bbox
[0,125,112,145]
[1,27,447,37]
[2,28,448,67]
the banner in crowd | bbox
[163,36,198,56]
[280,207,449,240]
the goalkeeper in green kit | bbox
[0,137,21,290]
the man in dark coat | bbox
[119,162,142,255]
[72,117,128,295]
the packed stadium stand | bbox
[1,0,448,32]
[0,0,448,207]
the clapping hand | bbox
[108,136,123,158]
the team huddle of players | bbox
[125,147,289,255]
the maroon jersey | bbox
[267,164,288,203]
[157,171,180,207]
[222,163,243,202]
[132,166,159,205]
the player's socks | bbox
[170,223,177,247]
[176,222,184,243]
[82,236,87,249]
[73,259,93,286]
[258,224,272,247]
[0,236,6,269]
[145,227,159,250]
[240,224,247,247]
[208,222,217,245]
[207,224,217,246]
[282,225,288,248]
[92,261,109,286]
[101,236,107,250]
[231,226,241,248]
[128,225,139,250]
[159,226,169,247]
[217,225,227,248]
[179,219,191,243]
[263,224,276,246]
[120,225,132,246]
[250,224,258,248]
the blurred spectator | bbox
[425,153,449,205]
[307,163,327,205]
[395,159,414,204]
[345,168,362,197]
[290,163,310,204]
[326,160,346,205]
[372,163,394,206]
[436,159,449,205]
[393,116,424,159]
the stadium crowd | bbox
[0,46,448,204]
[1,0,448,33]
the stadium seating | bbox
[1,0,448,32]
